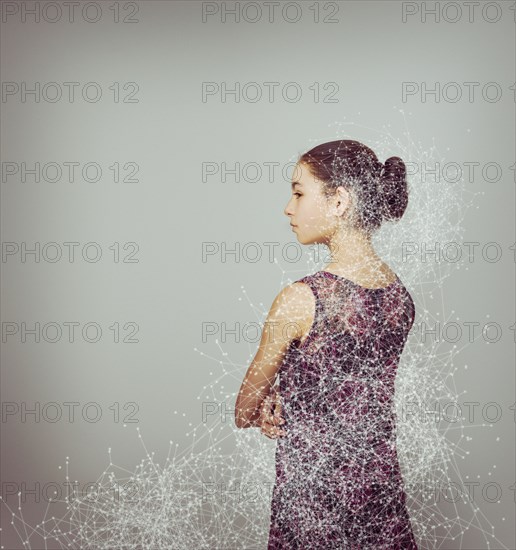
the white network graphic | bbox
[1,111,509,549]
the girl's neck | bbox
[325,228,381,274]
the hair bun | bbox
[299,140,410,233]
[379,156,408,222]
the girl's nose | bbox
[284,199,293,217]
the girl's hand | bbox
[259,387,286,439]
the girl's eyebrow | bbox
[291,181,302,190]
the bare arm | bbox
[235,282,314,429]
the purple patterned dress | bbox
[267,270,418,549]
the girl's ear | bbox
[334,186,351,216]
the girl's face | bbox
[284,162,350,245]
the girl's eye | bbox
[293,193,302,198]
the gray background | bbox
[1,1,514,548]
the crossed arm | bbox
[234,282,313,429]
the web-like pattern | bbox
[1,116,509,549]
[268,270,418,549]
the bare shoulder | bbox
[270,281,315,313]
[365,266,398,287]
[379,263,398,282]
[268,281,315,341]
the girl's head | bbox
[284,140,408,245]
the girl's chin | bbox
[291,229,323,246]
[296,235,316,246]
[298,236,326,246]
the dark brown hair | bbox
[298,140,408,234]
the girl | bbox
[235,140,418,549]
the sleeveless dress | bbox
[267,270,418,549]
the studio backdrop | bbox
[1,1,514,549]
